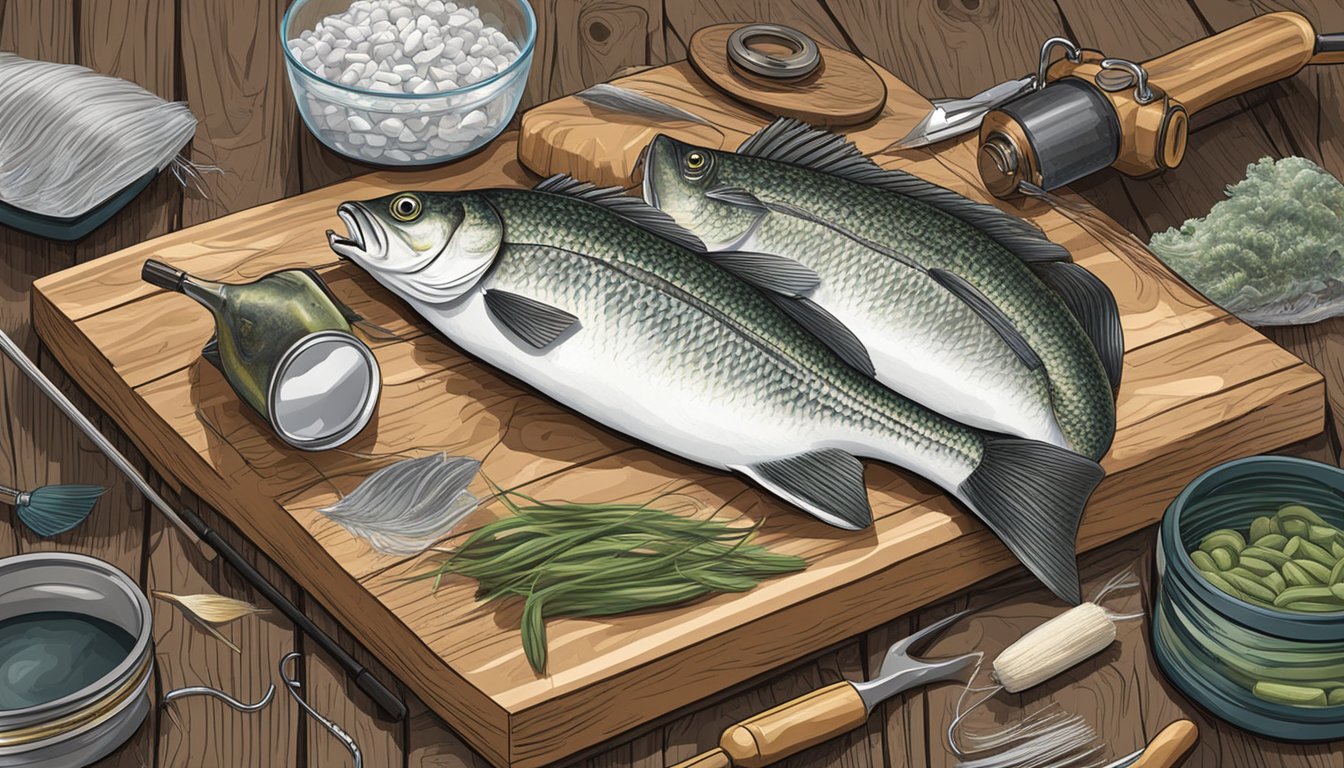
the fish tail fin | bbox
[958,436,1104,604]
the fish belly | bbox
[743,224,1066,448]
[393,260,978,496]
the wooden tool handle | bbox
[1145,12,1318,114]
[1130,720,1199,768]
[669,748,733,768]
[717,682,868,768]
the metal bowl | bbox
[0,553,154,767]
[1153,456,1344,741]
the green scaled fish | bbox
[642,119,1121,460]
[327,176,1104,602]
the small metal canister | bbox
[142,260,381,451]
[0,553,154,768]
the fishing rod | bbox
[0,329,407,723]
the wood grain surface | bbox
[2,2,1344,768]
[30,49,1326,768]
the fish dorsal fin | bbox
[928,268,1042,371]
[484,289,580,350]
[769,295,875,378]
[534,174,705,252]
[704,251,819,297]
[736,449,872,530]
[737,118,1071,264]
[1030,262,1124,392]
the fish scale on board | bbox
[328,175,1104,603]
[642,119,1122,462]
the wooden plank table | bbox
[29,49,1325,767]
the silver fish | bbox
[642,119,1121,461]
[327,177,1104,602]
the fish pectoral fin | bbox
[769,295,875,378]
[705,251,820,297]
[927,268,1042,371]
[736,449,872,530]
[959,435,1104,604]
[1029,262,1124,393]
[483,289,580,350]
[705,185,768,214]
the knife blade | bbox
[893,74,1036,149]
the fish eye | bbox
[685,151,707,172]
[390,193,422,222]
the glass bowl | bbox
[281,0,535,166]
[1153,455,1344,741]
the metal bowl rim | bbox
[0,552,153,723]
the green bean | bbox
[1225,572,1278,603]
[1331,689,1344,707]
[1331,558,1344,585]
[1273,586,1341,608]
[1265,571,1287,594]
[1189,550,1217,571]
[1279,504,1327,526]
[1236,557,1277,578]
[1254,681,1328,707]
[1250,516,1279,541]
[1286,536,1338,567]
[1254,533,1289,551]
[1211,547,1237,570]
[1199,569,1243,599]
[1296,559,1334,584]
[1283,518,1311,539]
[1243,545,1290,567]
[1201,530,1246,553]
[1310,525,1341,549]
[1282,560,1321,587]
[1281,601,1344,613]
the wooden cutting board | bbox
[32,59,1322,768]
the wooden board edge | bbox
[499,365,1324,768]
[29,285,515,768]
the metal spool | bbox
[979,79,1121,196]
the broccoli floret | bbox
[1149,156,1344,325]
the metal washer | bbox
[727,24,821,80]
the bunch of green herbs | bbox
[417,489,806,673]
[1149,156,1344,326]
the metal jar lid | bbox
[266,330,381,451]
[727,23,821,80]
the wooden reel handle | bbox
[1145,12,1320,115]
[1130,719,1199,768]
[670,682,868,768]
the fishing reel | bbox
[977,12,1344,199]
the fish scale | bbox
[643,121,1118,461]
[329,179,1105,602]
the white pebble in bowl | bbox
[287,0,524,165]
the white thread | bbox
[0,53,196,218]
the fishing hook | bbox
[280,651,362,768]
[162,682,276,712]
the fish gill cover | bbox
[1149,156,1344,326]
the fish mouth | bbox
[327,203,384,262]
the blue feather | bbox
[15,484,106,537]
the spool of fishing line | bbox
[0,53,198,240]
[948,571,1144,768]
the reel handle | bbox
[1144,12,1326,115]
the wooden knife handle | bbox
[717,682,868,768]
[669,748,732,768]
[1145,12,1318,114]
[1130,720,1198,768]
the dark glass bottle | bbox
[141,259,379,450]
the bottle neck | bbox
[142,259,227,313]
[178,275,227,313]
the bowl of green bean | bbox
[1154,455,1344,740]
